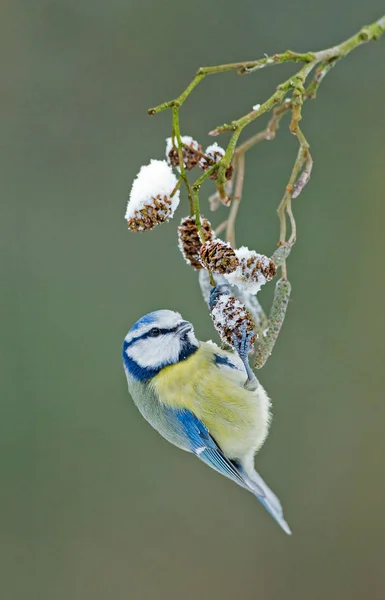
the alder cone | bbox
[241,255,277,281]
[211,294,257,349]
[127,195,173,232]
[178,216,214,269]
[167,140,202,170]
[199,240,239,274]
[166,136,203,171]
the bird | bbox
[122,308,291,534]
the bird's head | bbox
[122,310,199,381]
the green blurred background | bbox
[2,1,385,598]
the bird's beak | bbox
[177,321,192,335]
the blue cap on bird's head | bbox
[122,310,199,381]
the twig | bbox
[172,107,194,215]
[305,60,338,100]
[276,124,311,278]
[149,14,385,278]
[149,16,384,115]
[292,147,313,199]
[214,220,228,236]
[226,152,245,248]
[235,101,292,154]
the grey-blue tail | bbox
[242,468,292,535]
[168,406,291,534]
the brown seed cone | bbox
[199,144,232,181]
[258,257,277,280]
[241,254,277,282]
[127,195,172,232]
[168,143,203,171]
[199,146,224,170]
[211,294,257,348]
[199,240,239,274]
[178,216,214,269]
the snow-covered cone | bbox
[125,160,180,231]
[199,142,225,169]
[178,215,214,269]
[224,246,277,293]
[199,143,233,181]
[200,270,267,331]
[166,136,202,171]
[199,240,239,274]
[211,293,257,349]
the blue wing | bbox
[164,406,247,488]
[164,407,291,534]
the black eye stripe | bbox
[147,326,178,337]
[125,325,180,347]
[148,328,160,337]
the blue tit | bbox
[122,309,291,534]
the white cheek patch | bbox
[126,335,181,368]
[186,330,199,347]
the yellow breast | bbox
[151,344,215,412]
[150,343,271,458]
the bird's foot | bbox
[232,323,258,391]
[209,284,231,310]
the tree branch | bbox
[149,14,385,281]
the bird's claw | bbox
[233,323,258,390]
[209,284,231,310]
[232,322,253,360]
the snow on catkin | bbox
[199,142,225,170]
[224,246,277,293]
[125,160,180,231]
[166,136,202,171]
[200,142,233,181]
[211,294,257,350]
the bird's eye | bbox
[148,328,161,337]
